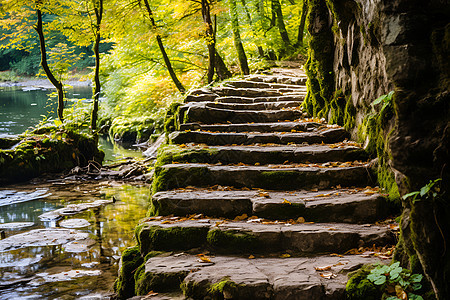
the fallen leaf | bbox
[197,256,212,263]
[297,217,305,223]
[280,253,291,258]
[319,272,337,279]
[314,265,332,271]
[282,199,292,205]
[234,214,248,221]
[248,255,255,259]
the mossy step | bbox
[169,127,349,146]
[136,218,393,255]
[136,254,386,299]
[158,144,368,165]
[151,188,388,223]
[211,87,306,98]
[224,80,306,90]
[180,104,303,125]
[183,101,303,111]
[152,163,374,192]
[180,121,321,133]
[244,74,307,85]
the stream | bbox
[0,85,149,299]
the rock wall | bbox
[304,0,449,298]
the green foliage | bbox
[366,262,424,300]
[402,179,442,203]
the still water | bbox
[0,85,149,299]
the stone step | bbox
[244,74,307,85]
[180,121,321,133]
[183,101,303,111]
[181,105,303,125]
[169,127,350,146]
[136,218,394,255]
[152,163,374,192]
[136,254,387,298]
[213,95,306,104]
[211,87,306,98]
[224,80,306,90]
[152,188,388,223]
[159,144,368,166]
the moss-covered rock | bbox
[114,246,143,300]
[163,102,183,134]
[109,115,160,145]
[0,128,104,184]
[136,224,209,255]
[206,229,260,253]
[345,265,380,300]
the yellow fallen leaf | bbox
[234,213,248,221]
[248,255,255,259]
[297,217,305,223]
[280,253,291,258]
[282,198,292,205]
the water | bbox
[0,85,150,299]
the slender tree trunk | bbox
[215,52,232,80]
[91,0,103,135]
[272,0,290,48]
[295,0,307,47]
[201,0,215,83]
[270,0,276,28]
[229,0,249,75]
[143,0,185,93]
[34,8,64,122]
[240,0,264,57]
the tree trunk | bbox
[229,0,249,75]
[34,8,64,122]
[91,0,103,135]
[143,0,185,93]
[201,0,215,83]
[215,52,232,80]
[272,0,290,49]
[295,0,308,47]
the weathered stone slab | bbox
[0,222,35,229]
[179,121,320,133]
[137,218,393,254]
[182,104,303,124]
[160,144,368,165]
[0,188,51,207]
[0,228,90,252]
[211,87,285,97]
[152,188,387,223]
[59,218,91,228]
[224,80,307,90]
[140,254,387,299]
[153,163,373,192]
[190,101,303,111]
[39,199,113,221]
[244,75,307,85]
[170,128,349,146]
[211,94,306,104]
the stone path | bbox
[121,71,396,299]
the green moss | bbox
[137,225,209,255]
[133,251,166,295]
[257,170,303,190]
[135,270,188,295]
[164,102,183,133]
[0,129,103,184]
[154,144,219,168]
[346,265,381,300]
[109,115,157,144]
[114,246,143,299]
[207,229,260,253]
[303,0,335,119]
[151,164,210,193]
[182,276,241,299]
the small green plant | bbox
[371,90,395,111]
[402,178,441,203]
[367,262,423,300]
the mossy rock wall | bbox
[0,128,104,184]
[305,0,449,298]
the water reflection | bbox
[0,182,151,299]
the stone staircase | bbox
[119,71,396,299]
